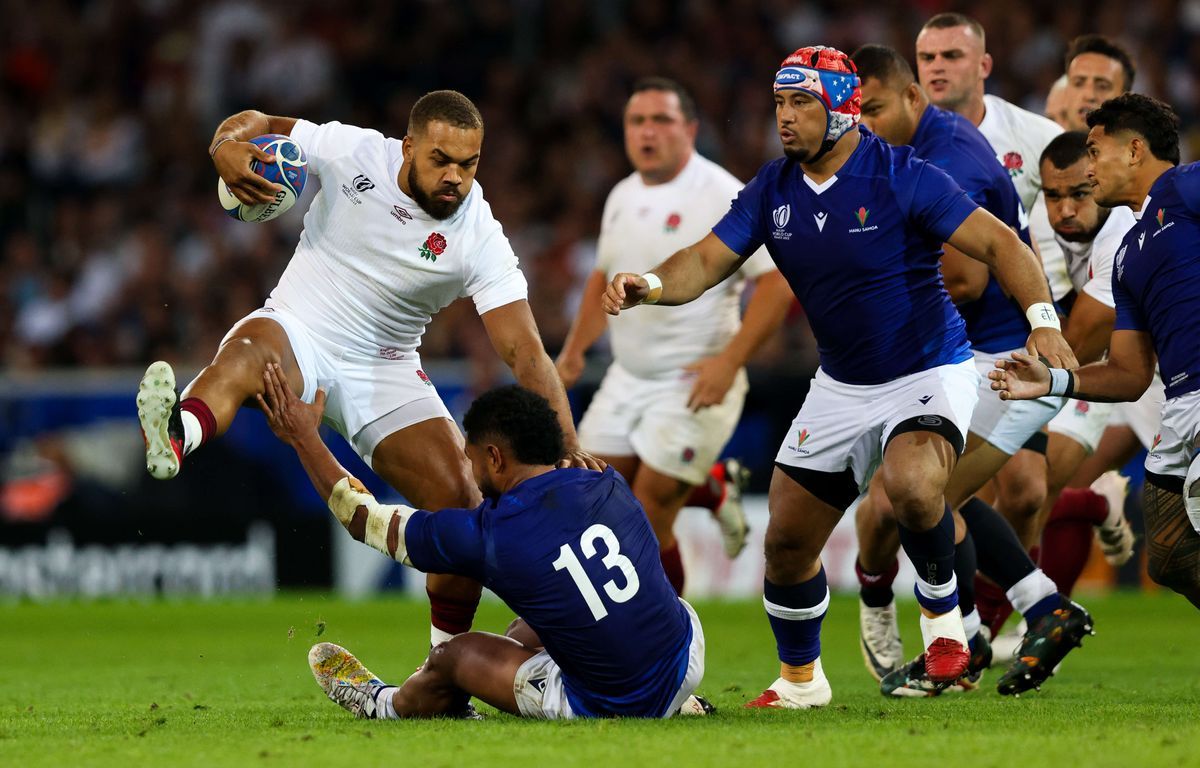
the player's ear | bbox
[980,52,993,79]
[486,443,504,472]
[402,135,414,162]
[1127,135,1145,167]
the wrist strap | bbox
[641,272,663,305]
[1026,302,1061,331]
[209,136,236,158]
[1048,368,1074,397]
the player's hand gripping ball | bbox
[217,134,308,222]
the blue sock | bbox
[1024,593,1062,624]
[763,567,830,666]
[898,504,959,614]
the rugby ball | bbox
[217,134,308,223]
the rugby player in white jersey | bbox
[556,78,794,594]
[1045,76,1071,129]
[136,90,601,648]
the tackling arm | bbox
[602,232,747,314]
[990,329,1155,403]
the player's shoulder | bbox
[983,95,1062,143]
[1166,162,1200,214]
[605,170,644,205]
[687,153,744,189]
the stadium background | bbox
[1,0,1197,599]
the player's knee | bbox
[884,474,943,525]
[214,334,283,380]
[424,636,466,677]
[763,528,819,574]
[1000,481,1047,521]
[1145,552,1199,594]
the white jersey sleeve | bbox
[289,119,382,177]
[595,189,623,276]
[461,198,528,316]
[1081,206,1137,309]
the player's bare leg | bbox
[745,468,842,709]
[371,418,486,645]
[309,634,536,719]
[631,465,694,596]
[880,430,970,683]
[990,448,1050,549]
[1143,479,1200,609]
[138,317,302,479]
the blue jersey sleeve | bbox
[711,169,767,257]
[897,158,979,244]
[403,506,487,582]
[1174,162,1200,216]
[1112,266,1146,332]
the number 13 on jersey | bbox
[552,524,641,620]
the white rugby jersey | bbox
[596,153,776,378]
[268,120,527,357]
[1055,205,1136,309]
[977,95,1071,300]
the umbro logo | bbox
[813,211,827,232]
[353,174,375,192]
[917,395,933,405]
[391,205,413,224]
[529,677,547,693]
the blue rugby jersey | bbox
[1112,162,1200,400]
[404,467,692,718]
[909,105,1034,353]
[712,127,974,384]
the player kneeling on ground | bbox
[258,365,706,719]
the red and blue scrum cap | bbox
[774,46,862,147]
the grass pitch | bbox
[2,592,1197,767]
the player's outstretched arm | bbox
[210,110,298,206]
[989,329,1155,403]
[257,363,421,563]
[946,208,1078,369]
[556,269,609,389]
[481,300,606,470]
[602,232,746,315]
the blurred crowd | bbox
[1,0,1198,379]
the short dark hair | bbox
[629,76,698,122]
[1086,93,1181,166]
[1065,34,1136,92]
[1040,130,1090,170]
[922,12,986,47]
[463,385,565,465]
[851,44,915,88]
[408,90,484,137]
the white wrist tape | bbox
[1047,368,1073,397]
[1026,302,1061,331]
[641,272,663,304]
[327,477,415,565]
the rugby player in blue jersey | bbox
[256,364,706,719]
[992,93,1200,609]
[849,45,1094,698]
[602,45,1075,709]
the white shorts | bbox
[226,307,451,464]
[1049,371,1165,453]
[512,599,706,720]
[969,349,1065,455]
[578,363,748,486]
[1145,388,1200,481]
[1110,371,1166,450]
[774,360,979,494]
[1047,399,1115,455]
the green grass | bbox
[2,592,1198,767]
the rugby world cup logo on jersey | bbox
[772,204,792,240]
[340,173,374,205]
[418,232,447,262]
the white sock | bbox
[375,686,400,719]
[180,410,203,455]
[962,607,981,641]
[1005,569,1058,615]
[431,625,455,646]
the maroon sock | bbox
[660,543,685,596]
[1051,488,1109,525]
[855,557,899,607]
[685,463,725,511]
[1040,518,1094,596]
[974,576,1013,637]
[180,397,217,452]
[427,589,479,636]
